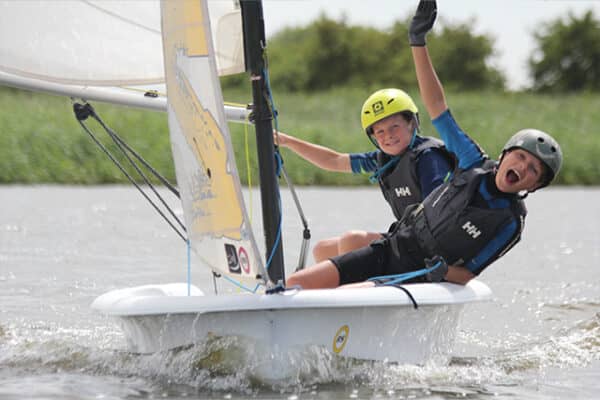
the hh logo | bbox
[224,244,241,273]
[462,221,481,239]
[395,186,412,197]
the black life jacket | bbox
[404,160,527,273]
[377,137,451,220]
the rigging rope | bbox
[187,240,191,296]
[262,55,312,273]
[243,111,254,225]
[72,100,187,243]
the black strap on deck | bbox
[373,280,419,309]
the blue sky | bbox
[262,0,600,90]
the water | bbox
[1,185,599,399]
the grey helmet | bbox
[502,129,562,188]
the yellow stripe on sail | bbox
[162,0,209,56]
[162,0,243,240]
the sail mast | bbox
[240,0,285,285]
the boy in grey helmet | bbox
[286,0,562,289]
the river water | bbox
[1,185,599,399]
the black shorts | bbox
[330,236,422,285]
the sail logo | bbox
[238,247,250,274]
[225,244,241,273]
[225,244,251,274]
[394,186,412,197]
[462,221,482,239]
[332,325,350,354]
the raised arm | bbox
[409,0,447,120]
[409,0,485,169]
[275,131,352,172]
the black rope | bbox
[391,285,419,309]
[90,110,181,200]
[72,101,187,242]
[373,281,419,309]
[108,129,179,197]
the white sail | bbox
[161,0,267,285]
[0,0,247,121]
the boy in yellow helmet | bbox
[276,88,454,262]
[286,0,562,289]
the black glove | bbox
[425,255,447,282]
[409,0,437,46]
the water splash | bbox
[1,310,599,398]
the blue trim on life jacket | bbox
[479,178,511,209]
[466,219,518,274]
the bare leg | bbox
[286,260,340,289]
[338,281,376,289]
[313,231,382,263]
[312,236,341,263]
[338,231,382,254]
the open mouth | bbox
[506,169,520,184]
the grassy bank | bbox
[0,86,598,185]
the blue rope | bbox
[187,239,191,296]
[368,260,442,286]
[369,155,400,183]
[274,151,283,177]
[263,67,279,133]
[265,192,283,271]
[221,274,262,293]
[262,65,284,275]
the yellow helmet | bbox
[360,88,418,134]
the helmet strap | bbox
[408,128,417,149]
[367,133,380,150]
[414,113,421,132]
[408,114,420,149]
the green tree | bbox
[372,21,417,89]
[429,21,505,90]
[530,10,600,92]
[230,14,505,93]
[266,15,391,91]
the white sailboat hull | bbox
[92,281,491,372]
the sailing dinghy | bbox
[0,0,491,378]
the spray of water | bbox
[1,310,599,398]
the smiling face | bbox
[370,113,414,155]
[496,149,546,193]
